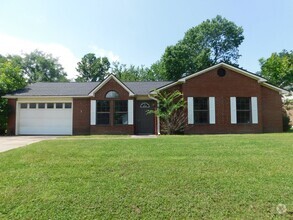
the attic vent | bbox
[217,68,226,77]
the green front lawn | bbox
[1,134,293,219]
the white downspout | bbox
[148,94,160,135]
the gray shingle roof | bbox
[7,81,171,97]
[124,81,172,95]
[9,82,100,96]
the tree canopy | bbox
[112,61,160,82]
[0,59,26,95]
[259,50,293,90]
[0,50,68,134]
[20,50,68,83]
[76,53,110,82]
[158,15,244,80]
[0,57,27,134]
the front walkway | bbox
[131,135,157,138]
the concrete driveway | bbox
[0,136,57,153]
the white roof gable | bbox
[155,63,288,94]
[88,74,135,97]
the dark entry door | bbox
[135,100,155,134]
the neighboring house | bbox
[4,63,287,135]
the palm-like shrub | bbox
[148,90,186,134]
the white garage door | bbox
[18,102,72,135]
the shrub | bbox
[282,112,291,132]
[148,90,186,134]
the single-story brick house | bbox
[4,63,286,135]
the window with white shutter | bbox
[230,97,258,124]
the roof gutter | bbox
[150,81,184,94]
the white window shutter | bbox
[187,97,194,124]
[90,100,96,125]
[128,100,134,125]
[209,97,215,124]
[230,97,236,124]
[251,97,258,124]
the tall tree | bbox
[112,61,168,82]
[112,62,140,81]
[21,50,68,83]
[112,61,153,81]
[0,58,27,134]
[147,61,167,81]
[259,50,293,90]
[183,15,244,64]
[160,15,244,80]
[76,53,110,82]
[161,44,210,81]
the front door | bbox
[135,100,155,134]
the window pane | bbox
[96,101,110,112]
[38,103,45,109]
[236,98,250,110]
[96,100,110,125]
[20,103,27,109]
[236,97,251,123]
[29,103,36,109]
[105,90,119,98]
[194,98,208,110]
[194,111,209,124]
[65,103,72,109]
[114,113,128,125]
[47,103,54,109]
[56,103,63,109]
[237,111,251,123]
[97,113,110,125]
[194,97,209,124]
[115,101,128,111]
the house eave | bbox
[260,83,289,95]
[183,63,264,81]
[152,81,184,93]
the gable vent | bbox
[217,68,226,77]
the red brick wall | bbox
[182,68,264,134]
[261,86,283,132]
[7,99,16,135]
[73,98,90,135]
[91,125,134,135]
[91,78,135,135]
[94,78,130,100]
